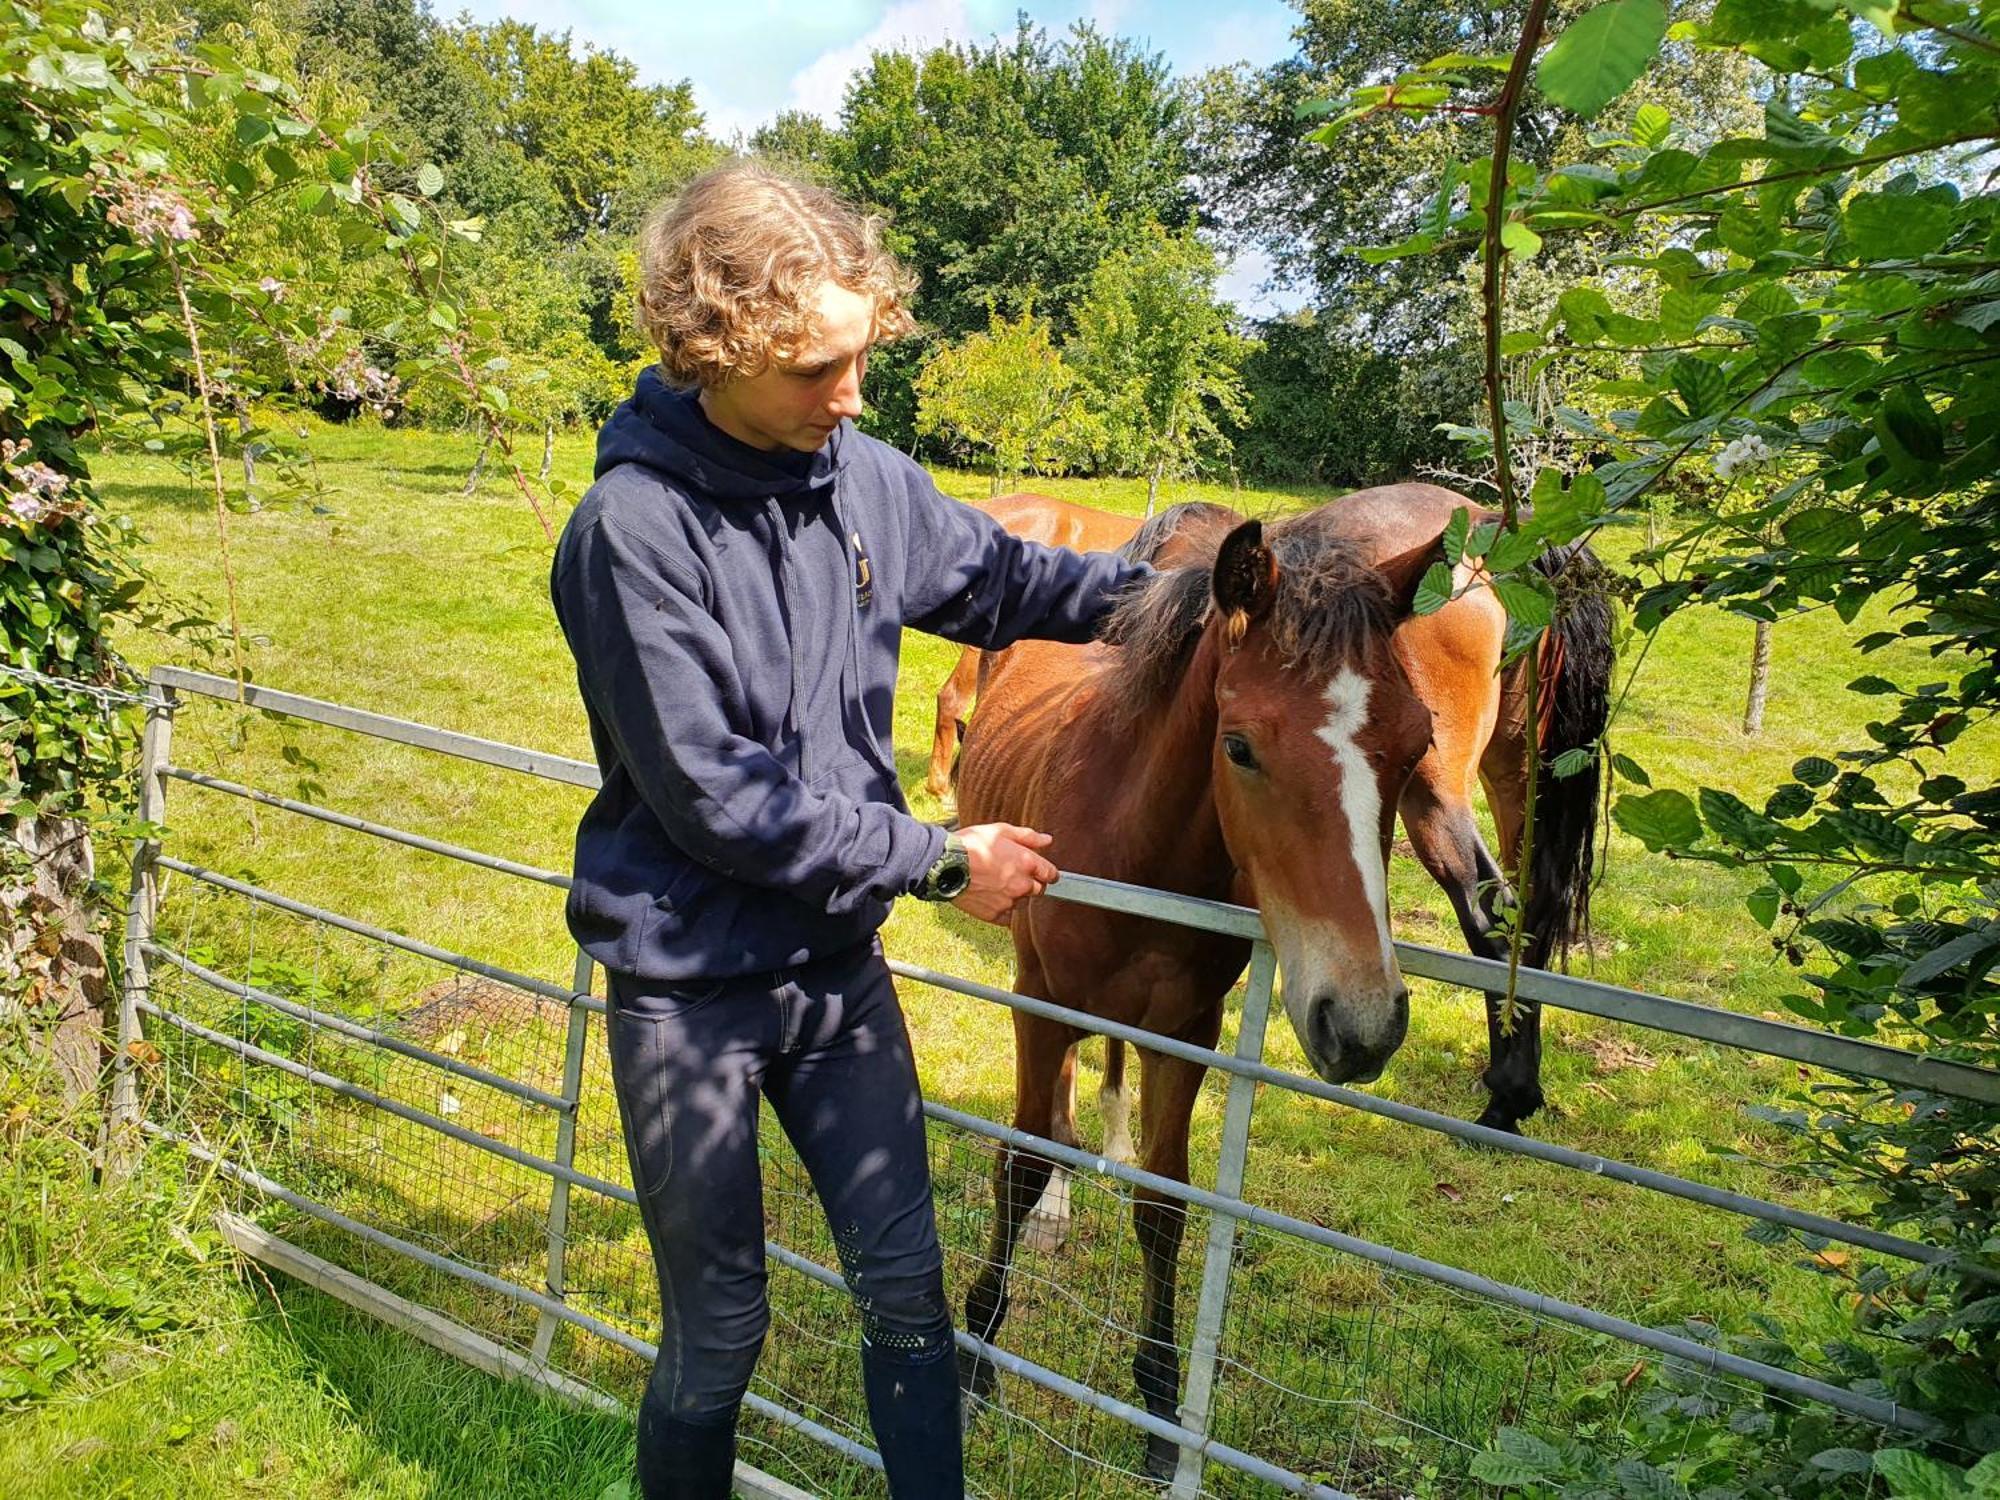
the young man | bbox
[549,162,1150,1499]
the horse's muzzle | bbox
[1303,987,1409,1085]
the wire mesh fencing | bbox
[117,666,1999,1497]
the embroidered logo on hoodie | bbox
[851,530,873,609]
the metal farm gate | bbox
[111,666,2000,1498]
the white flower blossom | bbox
[1713,433,1775,482]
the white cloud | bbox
[786,0,972,120]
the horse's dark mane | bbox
[1101,506,1396,717]
[1116,501,1239,565]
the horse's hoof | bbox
[1019,1211,1069,1256]
[1471,1104,1526,1138]
[1019,1171,1072,1255]
[958,1348,997,1407]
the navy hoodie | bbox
[550,370,1149,983]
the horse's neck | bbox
[1100,631,1231,897]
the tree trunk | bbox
[539,421,554,482]
[1742,616,1774,734]
[1146,464,1160,518]
[2,815,110,1107]
[235,394,256,505]
[464,429,493,496]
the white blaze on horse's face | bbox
[1214,646,1426,1086]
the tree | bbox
[1193,0,1760,485]
[443,19,710,239]
[2,0,546,1145]
[1069,227,1248,512]
[914,310,1097,493]
[832,21,1197,447]
[1307,0,2000,1471]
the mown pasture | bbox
[10,418,1990,1498]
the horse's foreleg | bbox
[1470,728,1549,1135]
[1099,1037,1134,1165]
[962,1013,1073,1404]
[1402,776,1543,1133]
[1131,1048,1211,1480]
[1020,1043,1080,1255]
[926,647,980,799]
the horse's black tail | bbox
[1522,542,1614,970]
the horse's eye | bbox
[1221,732,1259,771]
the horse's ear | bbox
[1212,519,1278,647]
[1376,537,1445,619]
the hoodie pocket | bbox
[646,857,710,939]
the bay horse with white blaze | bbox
[950,485,1611,1477]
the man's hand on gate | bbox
[953,823,1059,924]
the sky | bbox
[445,0,1309,314]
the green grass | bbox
[16,416,1992,1496]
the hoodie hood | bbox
[594,367,849,500]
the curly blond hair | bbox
[635,162,918,389]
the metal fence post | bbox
[532,945,596,1365]
[1169,940,1278,1498]
[109,679,177,1177]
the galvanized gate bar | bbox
[146,963,1942,1439]
[892,960,1943,1265]
[1172,941,1279,1497]
[1389,939,2000,1106]
[920,1100,1941,1436]
[147,666,601,788]
[534,947,597,1365]
[144,941,572,1111]
[136,666,2000,1106]
[153,858,604,1015]
[153,841,1950,1267]
[111,683,176,1170]
[137,999,630,1202]
[164,766,572,887]
[759,1239,1357,1500]
[143,1125,888,1475]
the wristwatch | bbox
[914,832,971,902]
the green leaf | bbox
[1876,385,1945,466]
[1558,286,1614,341]
[1810,1448,1879,1475]
[1493,575,1554,629]
[1669,355,1728,418]
[1611,752,1651,787]
[1470,1453,1554,1486]
[1615,1457,1689,1499]
[1537,0,1669,117]
[1631,101,1670,147]
[1355,231,1437,265]
[1717,202,1778,259]
[1781,508,1863,554]
[1844,193,1955,261]
[1874,1449,1969,1500]
[1441,507,1470,565]
[1614,789,1703,850]
[1701,787,1777,849]
[1550,746,1593,779]
[1794,757,1838,788]
[416,162,445,198]
[1412,561,1454,615]
[1500,219,1542,258]
[1747,886,1780,928]
[1658,289,1721,341]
